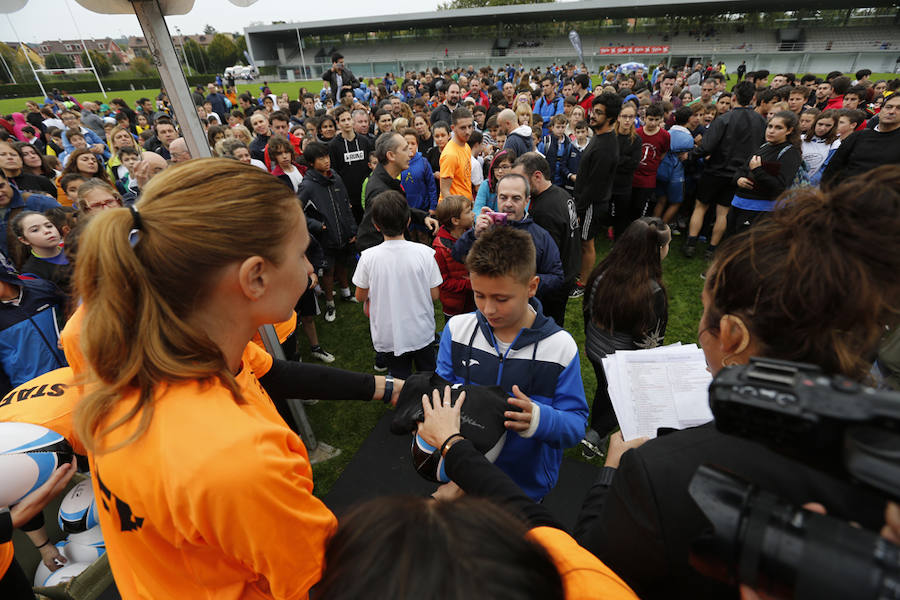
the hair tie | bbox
[128,205,142,248]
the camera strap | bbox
[738,492,778,585]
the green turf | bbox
[305,235,708,498]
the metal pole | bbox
[295,27,307,80]
[130,0,210,159]
[5,15,46,99]
[175,28,193,76]
[0,47,15,84]
[64,0,106,97]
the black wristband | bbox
[35,539,50,549]
[440,433,465,457]
[382,375,394,404]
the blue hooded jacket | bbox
[436,297,588,501]
[400,152,438,213]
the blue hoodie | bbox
[401,152,438,213]
[436,297,587,501]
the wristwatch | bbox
[382,375,394,404]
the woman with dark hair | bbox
[609,102,643,239]
[413,113,433,154]
[316,387,639,600]
[18,142,57,180]
[731,110,803,233]
[316,115,337,144]
[582,217,670,444]
[55,148,111,207]
[473,149,515,213]
[802,109,839,183]
[0,140,57,199]
[576,166,900,599]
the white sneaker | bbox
[324,303,336,322]
[341,294,359,303]
[311,346,335,363]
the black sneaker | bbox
[682,243,696,258]
[704,248,715,261]
[341,294,358,303]
[311,346,335,363]
[580,429,607,460]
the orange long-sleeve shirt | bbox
[88,341,336,599]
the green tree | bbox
[44,53,74,69]
[130,56,155,77]
[80,50,111,76]
[439,0,553,8]
[182,38,207,74]
[0,44,29,84]
[205,33,239,73]
[109,53,122,67]
[235,35,247,56]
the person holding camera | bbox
[575,166,900,599]
[321,53,359,103]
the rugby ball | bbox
[40,561,91,587]
[58,480,99,533]
[0,423,73,506]
[62,525,106,563]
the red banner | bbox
[598,45,670,55]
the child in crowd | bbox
[653,106,696,227]
[360,151,378,209]
[474,149,515,213]
[269,134,304,193]
[537,114,572,187]
[563,120,590,194]
[298,141,357,323]
[113,146,141,200]
[58,173,87,205]
[436,226,588,501]
[468,129,485,197]
[353,191,442,378]
[631,103,670,220]
[12,210,68,282]
[297,234,335,363]
[432,195,475,318]
[58,129,88,167]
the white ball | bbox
[58,479,99,533]
[0,423,73,506]
[41,562,91,587]
[61,525,106,563]
[33,559,52,587]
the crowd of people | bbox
[0,53,899,599]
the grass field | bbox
[304,235,707,498]
[1,72,896,115]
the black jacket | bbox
[298,168,357,250]
[329,133,374,215]
[575,422,885,599]
[430,103,454,127]
[528,184,581,285]
[356,164,429,252]
[822,126,900,188]
[612,132,642,196]
[733,141,802,202]
[574,131,618,214]
[321,66,359,101]
[688,107,765,179]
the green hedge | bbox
[0,74,220,99]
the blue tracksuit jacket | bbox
[436,298,587,500]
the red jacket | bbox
[432,226,475,316]
[824,96,844,110]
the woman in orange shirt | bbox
[71,158,367,599]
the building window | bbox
[65,44,72,51]
[98,43,105,49]
[41,45,49,52]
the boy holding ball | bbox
[436,226,588,501]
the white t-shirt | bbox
[283,166,303,192]
[352,239,443,356]
[471,156,484,188]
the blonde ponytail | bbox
[74,158,300,452]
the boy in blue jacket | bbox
[437,226,587,501]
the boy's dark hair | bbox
[473,105,487,116]
[757,88,779,105]
[531,113,544,125]
[550,114,567,126]
[825,71,843,82]
[732,81,756,106]
[333,105,351,120]
[574,119,588,130]
[267,134,295,158]
[65,128,85,141]
[435,194,471,228]
[855,69,872,81]
[788,87,808,97]
[831,76,852,96]
[592,91,622,121]
[468,129,483,147]
[838,108,866,128]
[332,52,343,63]
[674,105,693,126]
[268,111,289,125]
[451,107,473,124]
[400,127,419,144]
[466,226,536,285]
[370,190,410,237]
[22,125,35,135]
[117,146,139,158]
[303,141,329,164]
[800,73,818,85]
[432,120,450,135]
[288,100,302,116]
[844,85,867,100]
[59,173,87,190]
[513,152,550,181]
[645,103,664,119]
[44,206,77,235]
[139,130,153,142]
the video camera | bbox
[688,357,900,599]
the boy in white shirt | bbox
[353,190,443,378]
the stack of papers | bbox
[602,344,714,441]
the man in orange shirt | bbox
[440,107,474,201]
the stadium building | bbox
[244,1,899,80]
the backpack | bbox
[776,144,810,189]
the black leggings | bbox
[0,559,35,600]
[588,358,618,437]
